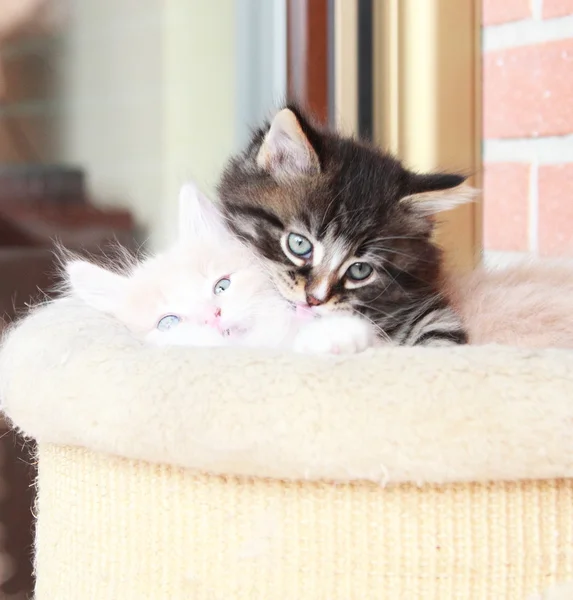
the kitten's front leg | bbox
[405,304,468,346]
[293,314,378,355]
[418,335,467,347]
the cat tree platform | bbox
[1,298,573,599]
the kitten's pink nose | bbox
[205,308,222,328]
[306,294,324,307]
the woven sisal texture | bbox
[35,444,573,600]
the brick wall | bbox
[483,0,573,264]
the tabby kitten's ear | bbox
[256,108,320,181]
[400,172,479,216]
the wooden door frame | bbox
[334,0,483,271]
[373,0,482,271]
[333,0,358,135]
[287,0,329,123]
[288,0,482,271]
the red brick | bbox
[483,40,573,139]
[482,0,531,25]
[483,162,530,252]
[538,164,573,256]
[543,0,573,19]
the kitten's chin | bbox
[294,303,315,321]
[307,303,353,318]
[223,325,249,340]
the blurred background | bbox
[0,0,571,597]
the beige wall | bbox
[51,0,163,244]
[58,0,237,249]
[161,0,236,246]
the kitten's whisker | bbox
[367,235,427,244]
[377,263,407,294]
[384,262,433,287]
[369,251,436,269]
[367,246,436,264]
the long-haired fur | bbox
[217,103,476,346]
[447,260,573,348]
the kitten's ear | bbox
[256,108,320,181]
[65,260,128,314]
[400,173,479,216]
[178,182,227,241]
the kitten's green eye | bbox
[346,262,373,281]
[214,277,231,295]
[287,233,313,257]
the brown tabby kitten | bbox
[217,105,477,346]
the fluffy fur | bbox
[217,104,478,346]
[4,294,573,485]
[63,183,293,349]
[447,260,573,348]
[63,183,378,354]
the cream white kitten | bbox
[64,183,377,354]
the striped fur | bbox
[217,104,473,347]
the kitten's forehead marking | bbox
[307,235,353,302]
[303,230,349,272]
[311,242,324,266]
[329,245,348,272]
[251,188,300,222]
[321,233,352,272]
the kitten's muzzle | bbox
[306,294,324,307]
[305,274,333,306]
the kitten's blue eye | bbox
[157,314,181,331]
[346,262,373,282]
[214,277,231,295]
[287,233,313,257]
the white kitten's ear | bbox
[178,182,227,242]
[400,173,479,216]
[65,260,128,314]
[256,108,320,181]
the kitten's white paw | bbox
[293,314,376,355]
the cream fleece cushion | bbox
[3,298,573,599]
[1,298,573,486]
